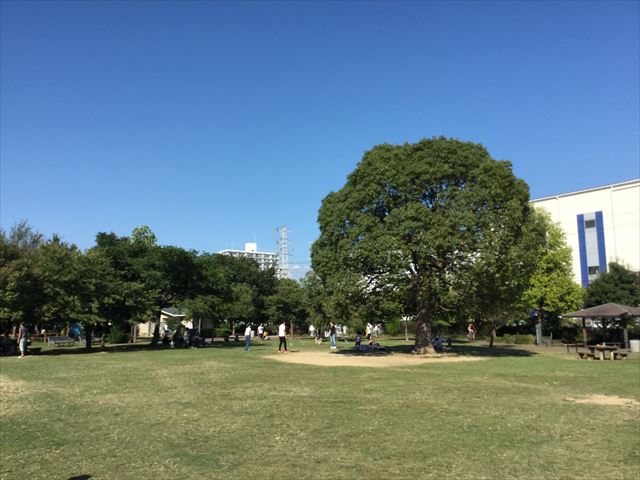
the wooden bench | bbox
[47,336,75,347]
[612,350,629,360]
[577,350,595,360]
[564,343,582,353]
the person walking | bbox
[17,322,28,358]
[278,321,288,353]
[244,324,252,352]
[365,322,373,344]
[467,322,476,341]
[329,322,337,350]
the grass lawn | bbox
[1,339,639,480]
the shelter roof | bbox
[161,307,185,317]
[562,303,640,318]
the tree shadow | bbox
[331,341,537,358]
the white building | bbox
[218,242,278,271]
[531,179,640,287]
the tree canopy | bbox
[585,262,640,308]
[312,137,536,353]
[522,211,583,325]
[0,223,279,347]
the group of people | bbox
[162,326,205,349]
[244,321,287,353]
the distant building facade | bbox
[531,179,640,287]
[218,242,278,271]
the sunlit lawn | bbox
[1,338,639,480]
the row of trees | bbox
[3,139,637,353]
[0,222,289,347]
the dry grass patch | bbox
[564,394,640,408]
[0,374,36,416]
[263,350,483,368]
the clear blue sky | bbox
[2,1,639,277]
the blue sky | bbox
[1,1,639,277]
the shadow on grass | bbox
[331,341,537,358]
[68,475,92,480]
[28,338,279,357]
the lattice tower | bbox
[277,225,290,279]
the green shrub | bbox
[514,334,535,344]
[106,325,130,344]
[385,319,402,336]
[501,334,515,344]
[215,328,232,337]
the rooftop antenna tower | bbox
[276,225,290,279]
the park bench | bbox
[564,343,582,354]
[577,350,595,360]
[612,350,629,360]
[47,336,76,347]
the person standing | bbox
[257,323,264,342]
[365,322,373,344]
[17,322,28,358]
[278,321,288,353]
[329,322,337,350]
[244,324,252,352]
[467,322,476,341]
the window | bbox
[585,219,596,229]
[588,266,599,275]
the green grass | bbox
[1,339,639,480]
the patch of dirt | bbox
[565,394,640,407]
[263,350,483,368]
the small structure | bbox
[138,307,186,337]
[562,303,640,348]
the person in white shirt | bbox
[278,321,288,353]
[257,323,265,341]
[244,324,252,352]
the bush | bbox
[106,325,130,344]
[514,334,535,345]
[501,334,515,344]
[385,319,402,336]
[215,328,232,337]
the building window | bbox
[588,266,599,275]
[585,219,596,229]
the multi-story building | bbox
[218,242,278,271]
[531,179,640,287]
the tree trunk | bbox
[537,305,545,346]
[151,317,160,346]
[623,325,629,350]
[84,324,93,350]
[489,320,496,348]
[413,297,435,355]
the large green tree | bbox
[467,208,547,347]
[0,221,45,328]
[312,137,535,353]
[522,212,583,330]
[266,278,308,335]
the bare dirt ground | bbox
[564,394,640,407]
[263,350,483,368]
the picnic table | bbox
[580,345,619,360]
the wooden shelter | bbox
[562,303,640,348]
